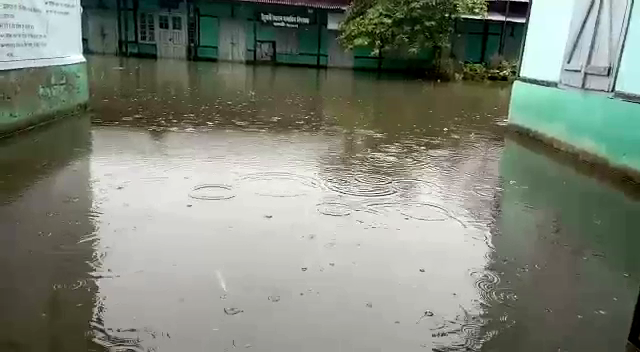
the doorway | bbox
[256,41,275,62]
[86,10,118,54]
[218,18,247,62]
[158,13,187,59]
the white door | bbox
[158,13,187,59]
[219,19,246,62]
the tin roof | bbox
[237,0,349,10]
[461,11,527,23]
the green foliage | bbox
[461,58,517,81]
[339,0,486,55]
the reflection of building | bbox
[0,117,99,350]
[80,0,528,69]
[481,137,640,352]
[509,0,640,179]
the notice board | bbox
[0,0,84,70]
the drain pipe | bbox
[498,0,511,56]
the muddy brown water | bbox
[1,56,639,352]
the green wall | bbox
[195,1,328,65]
[615,1,640,96]
[509,81,640,174]
[452,19,525,64]
[0,63,89,136]
[192,1,441,69]
[198,16,220,59]
[519,0,575,82]
[197,1,228,60]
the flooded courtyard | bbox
[1,56,639,352]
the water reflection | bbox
[0,55,638,351]
[480,137,640,352]
[84,56,510,351]
[0,116,99,351]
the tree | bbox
[339,0,486,56]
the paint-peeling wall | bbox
[0,63,89,136]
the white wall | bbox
[519,0,575,82]
[615,2,640,95]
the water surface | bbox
[0,56,638,352]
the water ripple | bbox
[238,172,321,197]
[324,174,396,198]
[90,320,144,352]
[469,268,518,310]
[189,184,235,200]
[400,202,451,221]
[316,202,352,216]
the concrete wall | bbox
[509,80,640,174]
[0,63,89,136]
[615,1,640,95]
[519,0,575,82]
[509,0,640,178]
[327,30,353,68]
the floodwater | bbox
[1,56,639,352]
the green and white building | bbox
[509,0,640,178]
[81,0,529,70]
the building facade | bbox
[455,0,528,64]
[81,0,528,70]
[0,0,88,136]
[509,0,640,178]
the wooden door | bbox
[158,13,187,59]
[219,19,246,62]
[560,0,632,91]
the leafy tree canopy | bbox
[339,0,486,55]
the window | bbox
[139,13,155,43]
[172,16,182,30]
[560,0,631,91]
[159,15,169,30]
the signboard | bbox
[0,0,84,70]
[260,13,310,28]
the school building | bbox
[81,0,529,70]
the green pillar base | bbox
[508,80,640,181]
[0,62,89,137]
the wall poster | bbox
[0,0,84,70]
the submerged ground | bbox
[1,56,639,352]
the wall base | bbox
[508,80,640,182]
[0,62,89,137]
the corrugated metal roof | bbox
[461,11,527,23]
[237,0,349,10]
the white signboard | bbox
[260,13,310,28]
[0,0,84,70]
